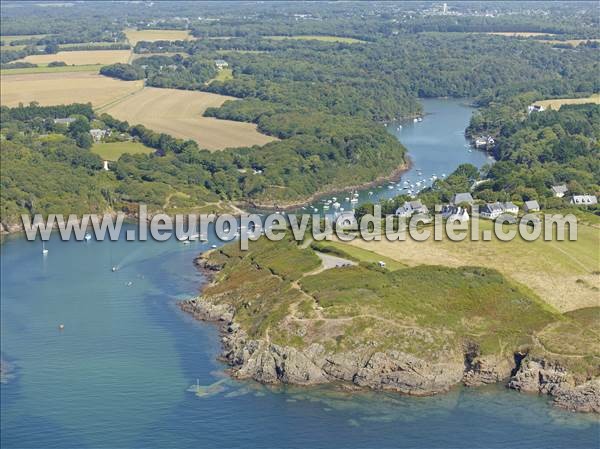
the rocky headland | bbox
[181,240,600,413]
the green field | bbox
[0,34,48,44]
[60,42,129,49]
[265,35,365,43]
[347,216,600,313]
[91,141,154,161]
[0,64,104,75]
[211,68,233,82]
[311,240,406,271]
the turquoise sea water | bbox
[1,99,599,449]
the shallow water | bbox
[1,99,598,449]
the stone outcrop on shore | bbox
[182,251,600,414]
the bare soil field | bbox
[124,29,194,46]
[0,72,143,107]
[19,50,131,66]
[342,220,600,313]
[102,87,277,150]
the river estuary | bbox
[1,99,598,449]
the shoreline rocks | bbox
[181,258,599,414]
[508,356,600,413]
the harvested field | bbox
[19,50,131,66]
[0,64,103,75]
[533,94,600,110]
[342,219,600,313]
[0,72,143,107]
[102,87,277,150]
[536,39,600,46]
[125,28,194,45]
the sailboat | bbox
[42,241,48,255]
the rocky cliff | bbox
[182,244,600,413]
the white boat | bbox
[350,198,359,203]
[84,232,91,241]
[333,202,341,209]
[368,191,373,196]
[211,245,217,249]
[417,117,423,122]
[413,118,418,123]
[313,208,318,212]
[42,241,48,255]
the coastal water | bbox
[1,99,599,449]
[302,98,491,214]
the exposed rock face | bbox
[508,356,600,413]
[462,343,513,387]
[180,259,599,413]
[181,298,466,396]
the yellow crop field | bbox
[533,93,600,110]
[124,28,194,45]
[102,87,277,151]
[19,50,131,66]
[0,72,143,107]
[342,219,600,313]
[536,39,600,46]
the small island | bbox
[181,237,600,414]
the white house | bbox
[214,59,229,69]
[527,104,545,114]
[89,128,108,142]
[479,202,519,219]
[570,195,598,206]
[53,117,76,126]
[474,136,495,148]
[551,184,568,198]
[524,200,540,212]
[441,205,469,222]
[479,202,504,219]
[452,192,474,205]
[395,200,429,218]
[502,202,519,215]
